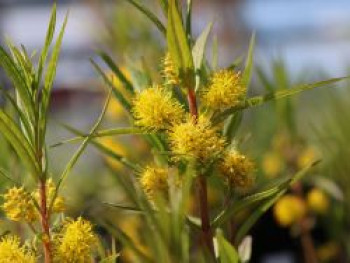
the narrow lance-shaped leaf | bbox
[124,0,166,35]
[242,33,255,89]
[0,87,33,141]
[192,22,212,71]
[49,89,112,213]
[40,11,68,144]
[0,110,39,177]
[215,77,348,124]
[216,229,239,263]
[36,3,57,90]
[98,51,135,95]
[234,161,319,245]
[51,127,144,148]
[186,0,193,38]
[158,0,168,15]
[0,47,35,120]
[60,123,142,173]
[90,59,132,111]
[167,0,194,87]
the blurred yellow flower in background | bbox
[118,216,150,262]
[106,68,132,120]
[298,147,317,168]
[273,194,307,227]
[99,137,128,171]
[262,151,283,179]
[307,188,330,214]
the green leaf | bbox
[242,33,255,89]
[215,77,348,123]
[212,36,218,70]
[167,0,194,87]
[98,51,135,95]
[49,89,112,213]
[216,229,239,263]
[36,3,57,90]
[103,202,142,212]
[234,161,319,244]
[0,167,19,185]
[51,127,144,148]
[0,110,38,176]
[212,160,319,228]
[186,0,193,37]
[40,11,68,144]
[192,22,212,71]
[0,47,34,120]
[223,112,243,142]
[124,0,166,35]
[99,219,153,263]
[60,124,141,172]
[90,59,131,112]
[0,87,33,141]
[158,0,168,15]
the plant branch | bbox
[187,88,214,256]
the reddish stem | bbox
[39,179,52,263]
[187,88,215,256]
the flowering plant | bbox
[0,1,346,262]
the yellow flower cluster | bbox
[169,116,226,162]
[162,53,180,86]
[2,180,65,223]
[54,217,97,263]
[273,195,307,227]
[307,188,329,214]
[219,150,255,190]
[33,179,65,214]
[0,235,36,263]
[202,69,246,111]
[132,85,185,131]
[2,187,37,222]
[140,166,169,199]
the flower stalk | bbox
[187,87,214,256]
[39,178,52,263]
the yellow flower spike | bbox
[2,186,38,222]
[54,217,97,263]
[219,150,255,190]
[0,235,36,263]
[273,195,307,227]
[169,115,226,162]
[202,69,246,111]
[307,188,330,214]
[140,166,169,199]
[162,53,180,86]
[132,85,185,131]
